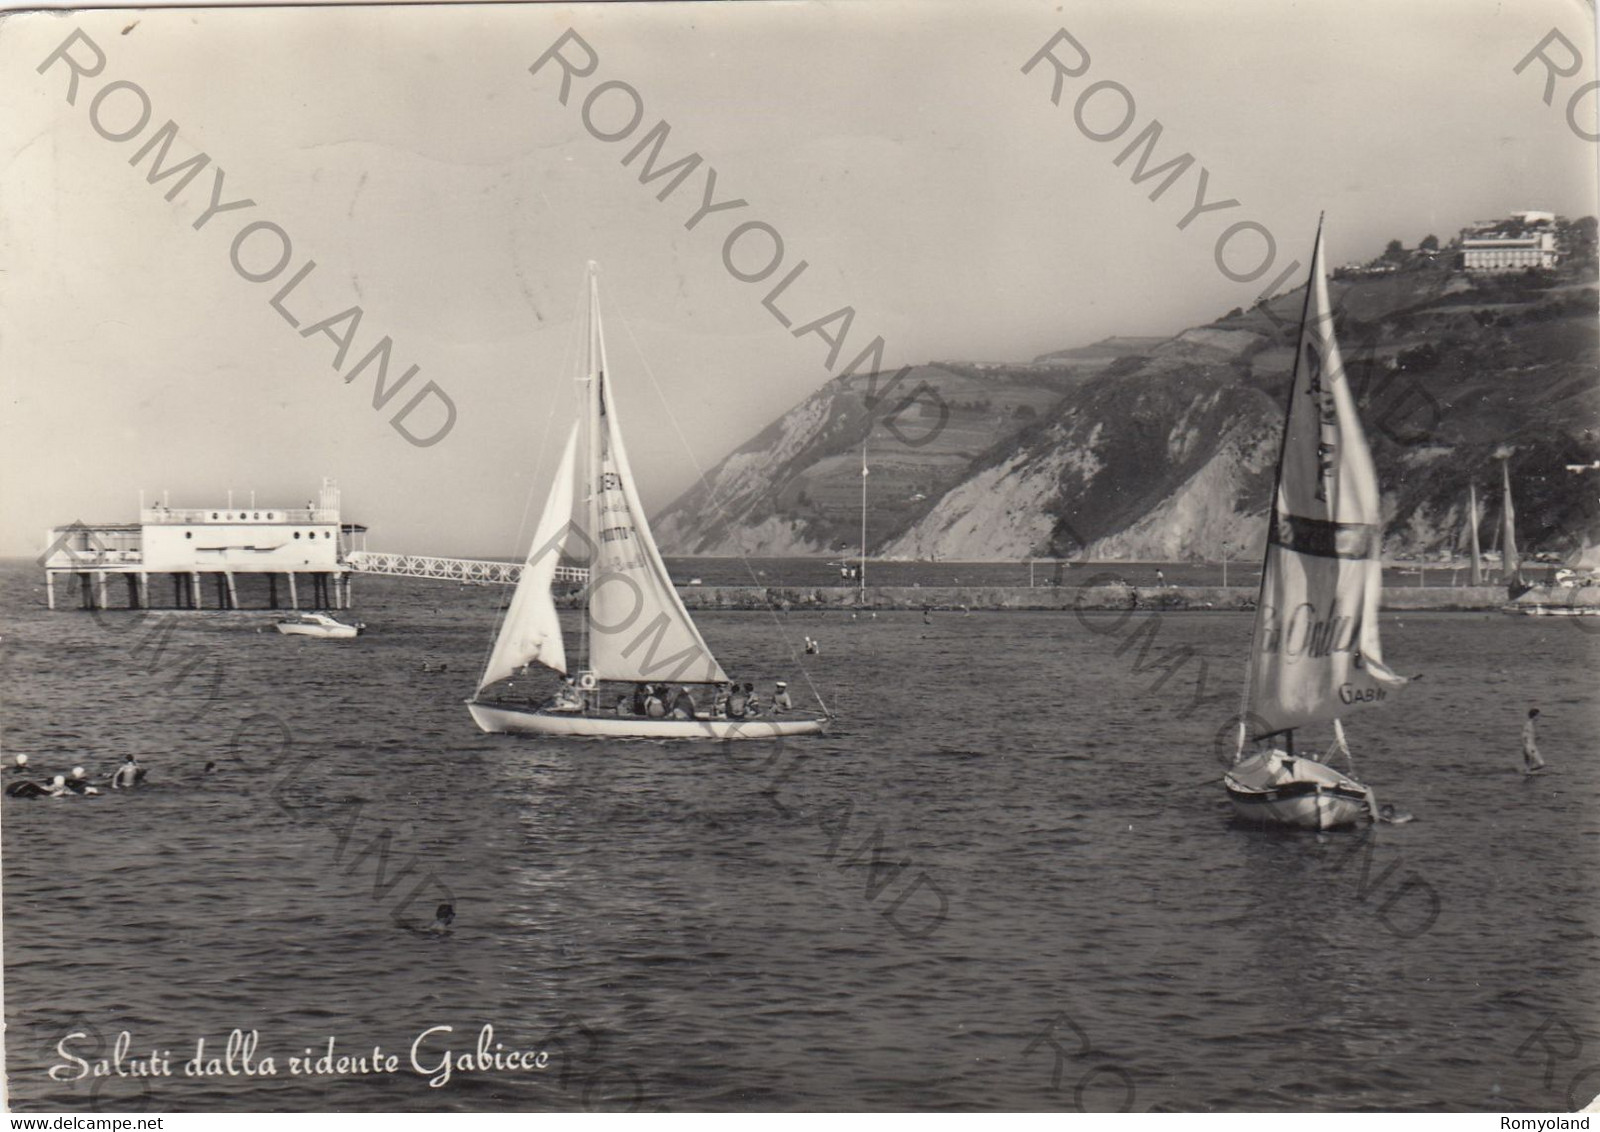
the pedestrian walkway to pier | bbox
[345,551,588,586]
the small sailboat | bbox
[1224,221,1410,830]
[1500,455,1527,592]
[466,264,828,740]
[1466,482,1484,587]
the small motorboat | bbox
[276,611,364,639]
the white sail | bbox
[476,421,579,691]
[1501,459,1521,580]
[1245,227,1407,738]
[580,279,728,686]
[1468,482,1483,586]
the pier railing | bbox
[140,507,339,524]
[345,551,589,586]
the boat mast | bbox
[1239,214,1325,755]
[859,436,868,604]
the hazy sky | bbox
[2,0,1595,557]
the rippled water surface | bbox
[3,562,1597,1111]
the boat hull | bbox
[466,700,826,740]
[1224,751,1373,830]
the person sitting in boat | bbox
[744,682,763,717]
[549,678,583,713]
[632,683,650,716]
[772,681,793,713]
[111,755,141,790]
[726,683,749,719]
[65,767,99,796]
[668,686,698,720]
[614,693,632,717]
[644,685,668,718]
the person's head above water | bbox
[435,903,455,925]
[71,767,85,780]
[776,681,787,689]
[51,775,65,786]
[14,754,26,768]
[1529,708,1541,718]
[123,754,137,764]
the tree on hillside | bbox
[1420,234,1439,251]
[1383,239,1406,263]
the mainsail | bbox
[477,422,580,690]
[1501,459,1521,581]
[581,271,728,686]
[1244,225,1407,739]
[1467,482,1483,586]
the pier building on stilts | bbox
[42,478,367,612]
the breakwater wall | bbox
[630,583,1553,612]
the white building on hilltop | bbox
[1460,211,1561,272]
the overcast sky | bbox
[2,0,1595,557]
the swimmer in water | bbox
[429,903,455,934]
[65,767,99,796]
[47,775,71,798]
[111,755,140,790]
[10,753,31,774]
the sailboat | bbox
[1467,482,1483,587]
[1223,222,1410,830]
[1500,456,1524,588]
[467,265,828,740]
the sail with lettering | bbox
[1244,225,1407,736]
[467,262,824,740]
[586,343,729,686]
[1225,221,1410,830]
[476,422,579,690]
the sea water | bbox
[2,563,1596,1111]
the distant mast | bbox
[1467,482,1483,586]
